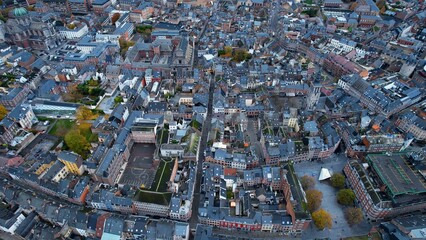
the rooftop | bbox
[368,154,426,198]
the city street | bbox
[246,118,265,165]
[189,71,215,230]
[295,155,372,240]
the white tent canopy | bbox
[318,168,331,181]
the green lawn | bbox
[188,134,200,154]
[36,116,53,122]
[150,159,173,192]
[134,190,172,205]
[158,129,169,144]
[48,120,75,138]
[301,201,307,211]
[226,189,234,199]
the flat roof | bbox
[368,154,426,198]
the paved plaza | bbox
[119,143,157,188]
[295,154,372,240]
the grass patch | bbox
[263,127,273,135]
[189,135,200,154]
[301,201,307,211]
[157,129,169,145]
[36,116,54,122]
[190,120,202,131]
[48,120,75,138]
[134,190,172,205]
[150,159,173,192]
[226,189,234,199]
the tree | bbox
[0,12,7,23]
[306,189,323,213]
[330,173,345,189]
[164,93,173,101]
[76,106,95,120]
[66,23,76,29]
[337,189,356,206]
[300,175,316,190]
[0,104,7,120]
[345,207,363,226]
[135,25,153,35]
[312,209,333,230]
[232,49,251,62]
[301,9,317,17]
[111,13,120,25]
[376,0,387,13]
[237,40,244,48]
[64,129,90,158]
[349,2,358,11]
[119,38,135,56]
[114,96,123,104]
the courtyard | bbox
[118,143,157,188]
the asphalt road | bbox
[189,72,215,230]
[269,0,283,32]
[246,118,265,165]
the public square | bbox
[295,154,372,240]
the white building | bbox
[7,104,38,129]
[160,144,184,157]
[58,22,89,40]
[145,68,153,85]
[0,212,25,234]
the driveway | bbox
[294,155,372,240]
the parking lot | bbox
[295,155,372,240]
[118,143,157,188]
